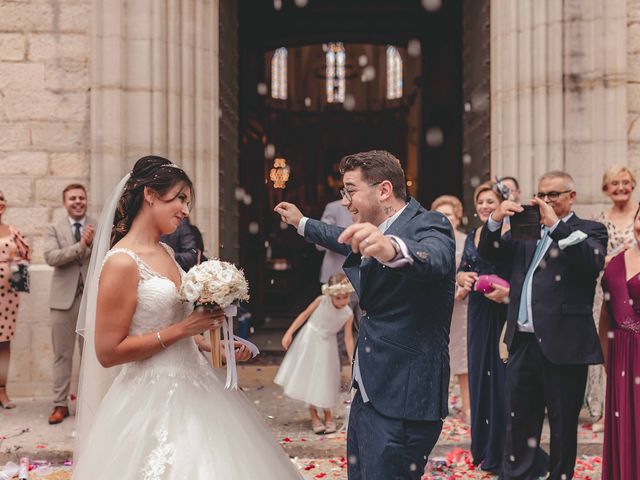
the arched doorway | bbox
[236,0,463,324]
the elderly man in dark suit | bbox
[478,171,607,480]
[275,150,455,480]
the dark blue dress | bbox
[459,228,508,473]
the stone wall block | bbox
[44,62,90,91]
[630,50,640,78]
[629,22,640,52]
[59,3,92,32]
[0,3,55,31]
[35,178,86,206]
[0,62,45,91]
[630,1,640,22]
[0,178,33,206]
[28,34,90,62]
[0,122,30,150]
[31,121,86,150]
[629,82,640,113]
[28,235,46,264]
[629,113,640,142]
[0,33,26,61]
[3,206,49,235]
[3,92,87,121]
[627,142,640,174]
[51,207,69,225]
[0,151,48,176]
[50,152,89,176]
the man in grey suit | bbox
[44,184,95,424]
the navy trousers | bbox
[347,391,443,480]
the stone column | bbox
[491,0,628,214]
[91,0,220,253]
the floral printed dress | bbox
[0,226,30,342]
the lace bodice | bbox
[102,245,191,335]
[306,295,352,338]
[100,245,210,384]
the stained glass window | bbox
[271,47,287,100]
[386,46,403,100]
[326,42,345,103]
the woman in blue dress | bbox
[456,181,509,473]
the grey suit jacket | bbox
[317,200,353,283]
[44,216,96,310]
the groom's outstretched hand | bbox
[274,202,304,228]
[338,223,397,263]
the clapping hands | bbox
[80,224,96,248]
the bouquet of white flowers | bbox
[179,260,250,384]
[179,259,250,308]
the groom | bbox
[275,150,455,479]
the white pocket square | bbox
[557,230,588,250]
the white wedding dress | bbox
[72,247,303,480]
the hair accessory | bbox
[321,280,355,296]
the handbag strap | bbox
[9,226,30,262]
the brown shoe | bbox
[48,406,69,424]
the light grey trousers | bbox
[51,294,84,407]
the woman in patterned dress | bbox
[0,190,31,409]
[588,165,636,432]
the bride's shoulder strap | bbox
[159,242,185,273]
[100,248,149,280]
[159,241,175,257]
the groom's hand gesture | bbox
[338,223,397,263]
[274,202,304,229]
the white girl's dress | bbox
[274,295,352,409]
[72,248,303,480]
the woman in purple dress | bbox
[600,206,640,479]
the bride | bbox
[72,156,302,479]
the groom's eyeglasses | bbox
[340,181,382,204]
[535,190,573,201]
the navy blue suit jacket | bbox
[478,214,607,365]
[303,198,456,421]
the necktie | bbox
[517,226,549,327]
[74,223,82,242]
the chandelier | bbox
[269,157,290,188]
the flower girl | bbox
[274,273,355,434]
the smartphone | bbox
[509,205,541,240]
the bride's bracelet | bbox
[156,331,168,349]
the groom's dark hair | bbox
[339,150,407,201]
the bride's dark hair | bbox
[111,155,194,246]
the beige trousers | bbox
[51,294,84,407]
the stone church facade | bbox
[0,0,639,396]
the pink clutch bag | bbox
[474,274,510,293]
